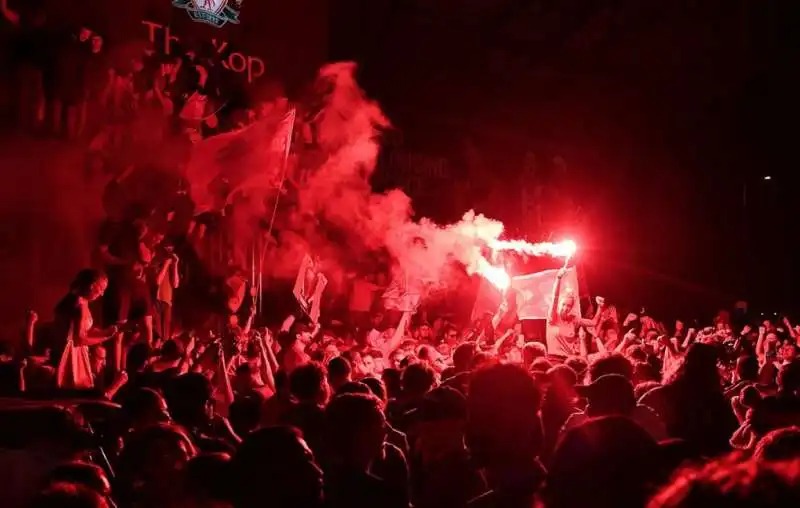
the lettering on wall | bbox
[142,20,265,83]
[387,150,451,196]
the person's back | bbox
[641,344,737,456]
[324,394,405,508]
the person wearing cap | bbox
[561,374,666,441]
[410,387,486,508]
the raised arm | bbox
[25,310,38,352]
[256,335,276,393]
[383,311,412,358]
[548,268,566,325]
[755,326,767,366]
[73,307,118,347]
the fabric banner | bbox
[382,276,420,313]
[186,108,295,213]
[293,254,317,310]
[471,279,504,322]
[308,274,328,324]
[293,254,326,323]
[511,267,580,321]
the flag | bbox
[471,279,504,322]
[382,276,421,313]
[511,267,580,321]
[186,108,296,213]
[293,254,317,312]
[309,274,328,324]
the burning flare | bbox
[476,256,510,291]
[473,238,577,291]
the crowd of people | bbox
[3,3,800,508]
[1,194,800,508]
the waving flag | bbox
[186,108,296,213]
[511,267,580,321]
[383,276,421,313]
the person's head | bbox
[546,416,661,508]
[228,392,265,438]
[418,323,433,340]
[779,340,799,363]
[326,356,351,392]
[402,362,436,399]
[626,345,648,363]
[361,376,388,404]
[90,34,103,54]
[160,339,184,362]
[649,455,800,508]
[577,374,636,417]
[564,356,589,382]
[419,386,468,444]
[522,342,547,367]
[778,358,800,394]
[164,373,214,426]
[32,482,108,508]
[452,343,476,373]
[71,269,108,301]
[736,355,760,382]
[666,343,722,392]
[558,292,577,320]
[118,423,196,491]
[48,461,111,499]
[122,387,170,428]
[289,362,329,405]
[381,368,402,399]
[588,353,634,382]
[336,381,372,396]
[633,360,661,384]
[600,320,619,345]
[547,364,578,395]
[90,347,107,377]
[634,381,661,401]
[531,357,553,375]
[467,364,542,467]
[126,343,152,373]
[182,452,233,506]
[578,326,588,340]
[370,312,384,329]
[443,326,459,345]
[232,426,323,508]
[753,427,800,462]
[325,394,387,470]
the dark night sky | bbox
[0,0,797,324]
[330,0,800,318]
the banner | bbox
[511,267,580,321]
[186,108,295,212]
[471,279,504,322]
[293,254,326,323]
[382,276,420,313]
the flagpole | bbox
[259,108,296,315]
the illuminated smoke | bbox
[298,63,576,295]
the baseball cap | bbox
[576,374,636,414]
[419,386,467,422]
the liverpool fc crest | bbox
[173,0,242,28]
